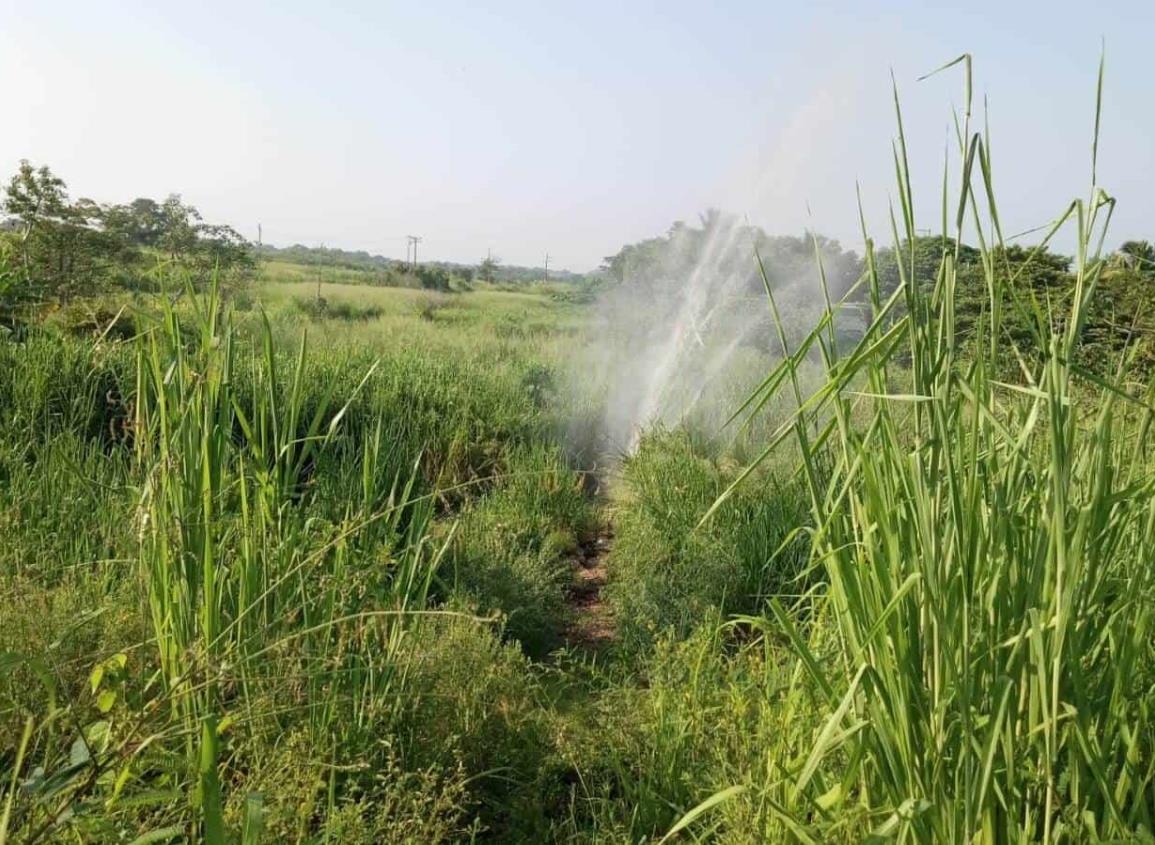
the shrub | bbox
[292,295,383,321]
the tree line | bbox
[261,242,583,287]
[0,161,253,309]
[601,210,1155,375]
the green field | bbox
[4,61,1155,845]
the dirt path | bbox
[564,525,615,651]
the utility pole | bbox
[543,252,550,280]
[407,235,423,270]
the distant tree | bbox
[141,194,253,287]
[870,237,980,302]
[1,161,133,301]
[3,161,69,269]
[156,194,202,262]
[1,164,254,300]
[1114,240,1155,275]
[1081,248,1155,373]
[600,212,861,301]
[413,264,451,291]
[479,254,500,283]
[103,197,165,247]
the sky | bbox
[1,1,1153,271]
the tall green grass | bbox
[0,277,607,842]
[605,429,809,657]
[683,55,1155,842]
[1,283,455,842]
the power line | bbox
[407,235,423,270]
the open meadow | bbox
[2,16,1155,844]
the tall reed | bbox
[130,282,443,841]
[690,55,1155,842]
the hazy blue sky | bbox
[2,1,1152,270]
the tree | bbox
[0,239,26,327]
[102,197,165,247]
[3,161,69,270]
[870,237,981,302]
[2,161,130,301]
[1,163,254,301]
[479,254,500,283]
[145,194,253,288]
[1114,240,1155,275]
[157,194,201,262]
[600,212,861,301]
[413,264,451,291]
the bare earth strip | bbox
[564,527,615,650]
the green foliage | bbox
[678,57,1155,842]
[0,277,602,842]
[553,623,808,842]
[224,731,475,844]
[6,57,1155,845]
[258,244,574,290]
[1114,238,1155,273]
[0,162,253,307]
[292,294,385,321]
[146,194,254,286]
[2,161,135,301]
[601,210,861,300]
[871,235,1155,377]
[449,446,597,656]
[606,430,809,656]
[390,614,560,836]
[411,263,452,291]
[0,240,28,328]
[478,253,500,283]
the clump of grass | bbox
[606,429,809,657]
[0,283,454,843]
[412,291,451,321]
[448,445,597,656]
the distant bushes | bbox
[412,291,451,321]
[262,245,471,292]
[292,295,384,321]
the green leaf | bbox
[659,785,746,844]
[126,826,185,845]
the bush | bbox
[554,622,816,843]
[412,291,451,321]
[292,295,383,322]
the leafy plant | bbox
[681,54,1155,842]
